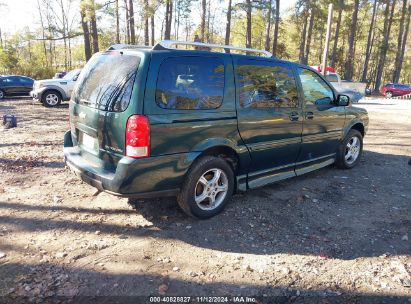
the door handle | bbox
[289,111,299,121]
[305,111,314,120]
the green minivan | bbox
[64,41,368,219]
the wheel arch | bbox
[199,145,240,174]
[41,86,66,100]
[187,139,250,193]
[350,122,365,137]
[344,120,365,138]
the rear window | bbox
[325,74,338,83]
[72,52,140,112]
[155,56,225,110]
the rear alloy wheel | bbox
[42,91,61,107]
[0,89,5,100]
[336,129,363,169]
[178,156,234,219]
[385,91,393,98]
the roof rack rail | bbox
[153,40,273,57]
[106,44,152,51]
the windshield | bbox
[63,69,80,80]
[72,52,140,112]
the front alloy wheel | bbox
[43,91,61,107]
[344,136,361,165]
[337,129,363,169]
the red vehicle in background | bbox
[381,83,411,98]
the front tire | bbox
[42,90,62,107]
[385,91,393,98]
[0,89,5,100]
[336,129,363,169]
[177,156,235,219]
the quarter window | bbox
[155,57,225,110]
[236,60,298,108]
[298,68,334,106]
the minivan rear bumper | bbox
[63,131,192,198]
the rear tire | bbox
[0,89,5,100]
[177,156,234,219]
[336,129,363,169]
[42,90,62,107]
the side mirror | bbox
[337,94,350,106]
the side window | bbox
[155,57,224,110]
[9,77,20,85]
[1,78,12,85]
[19,77,32,85]
[237,60,298,108]
[298,68,334,106]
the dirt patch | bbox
[0,98,410,301]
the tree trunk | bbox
[392,0,408,82]
[151,15,155,45]
[80,3,92,61]
[395,3,411,82]
[374,0,396,91]
[124,0,130,43]
[361,0,377,82]
[304,7,314,65]
[343,0,359,81]
[59,0,68,70]
[144,0,149,45]
[265,0,273,51]
[36,0,48,66]
[272,0,280,56]
[298,8,308,63]
[128,0,135,44]
[330,0,343,67]
[225,0,232,45]
[246,0,252,48]
[206,0,211,42]
[89,0,99,53]
[115,0,120,43]
[201,0,206,41]
[164,0,173,40]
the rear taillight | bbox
[125,115,150,158]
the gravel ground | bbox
[0,97,410,302]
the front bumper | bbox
[63,131,194,198]
[30,88,47,100]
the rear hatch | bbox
[69,50,141,172]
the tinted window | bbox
[237,60,298,108]
[326,74,339,83]
[63,69,80,80]
[4,77,19,85]
[18,77,33,85]
[298,68,334,106]
[155,57,224,110]
[0,78,9,84]
[72,52,140,112]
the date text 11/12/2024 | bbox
[149,296,257,303]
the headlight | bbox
[35,82,44,89]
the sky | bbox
[0,0,297,37]
[0,0,40,33]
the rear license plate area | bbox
[80,132,98,153]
